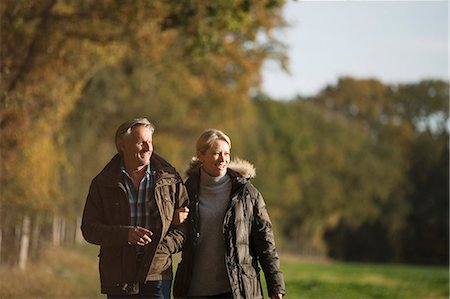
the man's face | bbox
[198,139,230,177]
[120,125,153,169]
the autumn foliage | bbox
[1,1,447,268]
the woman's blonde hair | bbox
[186,129,232,171]
[196,128,231,155]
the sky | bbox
[261,0,449,99]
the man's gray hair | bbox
[115,118,155,153]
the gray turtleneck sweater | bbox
[187,168,232,296]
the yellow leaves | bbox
[14,119,60,212]
[153,133,186,170]
[52,1,76,16]
[1,0,287,219]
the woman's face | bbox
[198,139,230,177]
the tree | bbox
[0,0,287,267]
[250,95,404,255]
[313,78,449,264]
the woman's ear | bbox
[196,151,203,162]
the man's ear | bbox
[118,140,127,152]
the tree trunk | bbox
[60,217,66,244]
[64,218,76,245]
[75,216,83,244]
[0,222,2,265]
[53,215,61,246]
[30,214,42,259]
[18,215,31,270]
[0,205,2,265]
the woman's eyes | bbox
[212,152,230,156]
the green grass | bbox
[270,256,449,299]
[0,246,447,298]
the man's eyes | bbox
[138,141,152,145]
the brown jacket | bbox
[174,159,285,299]
[81,153,188,295]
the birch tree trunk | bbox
[30,214,42,259]
[65,218,77,245]
[75,216,83,244]
[53,215,61,246]
[18,215,30,270]
[60,217,66,244]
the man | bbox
[81,118,188,298]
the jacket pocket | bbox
[148,249,171,275]
[241,265,263,299]
[156,183,175,221]
[99,247,123,286]
[162,195,174,221]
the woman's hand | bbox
[173,206,189,225]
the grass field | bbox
[0,244,447,298]
[274,255,448,299]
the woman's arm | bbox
[251,187,286,297]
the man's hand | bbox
[172,206,189,225]
[271,293,283,299]
[128,226,152,246]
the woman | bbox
[174,129,285,299]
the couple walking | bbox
[81,118,285,299]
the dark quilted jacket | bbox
[174,159,285,299]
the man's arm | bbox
[157,180,189,254]
[81,180,131,246]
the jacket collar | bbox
[185,166,248,201]
[98,152,178,186]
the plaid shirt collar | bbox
[120,161,153,227]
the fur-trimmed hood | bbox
[185,157,256,179]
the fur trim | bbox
[185,157,202,177]
[228,158,256,179]
[185,157,256,179]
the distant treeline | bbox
[1,1,447,268]
[73,74,450,266]
[250,78,448,265]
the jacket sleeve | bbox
[157,180,189,255]
[81,179,130,246]
[251,187,286,296]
